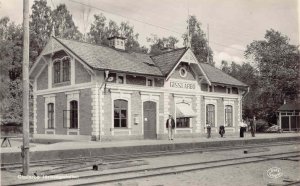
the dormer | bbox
[107,36,126,50]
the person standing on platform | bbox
[239,120,247,138]
[219,125,225,137]
[206,123,211,138]
[166,115,175,140]
[250,116,256,137]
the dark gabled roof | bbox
[278,103,300,111]
[199,63,248,87]
[54,37,163,76]
[151,48,188,76]
[47,37,248,87]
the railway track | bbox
[6,150,300,186]
[1,140,299,170]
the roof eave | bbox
[94,68,165,77]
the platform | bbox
[1,133,300,164]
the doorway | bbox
[143,101,157,139]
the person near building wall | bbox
[206,123,211,138]
[219,125,225,137]
[166,115,175,140]
[239,120,247,137]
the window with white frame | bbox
[225,105,233,127]
[53,57,70,83]
[47,103,54,129]
[227,87,231,94]
[117,74,125,84]
[206,104,215,127]
[114,99,128,128]
[146,78,154,87]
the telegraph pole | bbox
[22,0,30,175]
[207,24,210,63]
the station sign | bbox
[170,81,196,89]
[166,79,199,90]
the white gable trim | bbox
[30,37,57,76]
[30,37,96,80]
[166,48,211,85]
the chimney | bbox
[107,36,126,50]
[161,43,174,52]
[284,99,286,104]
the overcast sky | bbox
[0,0,299,67]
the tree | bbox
[245,29,299,123]
[52,4,82,41]
[147,34,179,55]
[221,61,260,119]
[88,14,107,45]
[30,0,52,65]
[119,21,144,52]
[183,16,214,65]
[88,16,146,52]
[0,17,23,124]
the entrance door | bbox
[143,101,157,139]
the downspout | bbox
[98,70,109,141]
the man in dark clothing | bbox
[166,115,175,140]
[219,125,225,137]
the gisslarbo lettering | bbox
[170,81,195,89]
[18,175,41,180]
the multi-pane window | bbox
[53,62,61,83]
[62,58,70,82]
[70,100,78,129]
[227,88,231,94]
[47,103,54,129]
[176,117,190,128]
[225,105,233,127]
[53,57,70,83]
[206,104,215,127]
[117,75,124,84]
[114,99,128,128]
[146,79,153,86]
[209,86,213,92]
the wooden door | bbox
[143,101,157,139]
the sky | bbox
[0,0,299,68]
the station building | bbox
[277,102,300,131]
[29,36,248,141]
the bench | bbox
[1,136,17,147]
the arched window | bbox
[47,103,54,129]
[225,105,233,127]
[70,100,78,129]
[62,58,70,81]
[53,57,70,83]
[53,61,61,83]
[206,104,215,127]
[114,99,128,128]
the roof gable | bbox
[199,63,248,87]
[151,48,187,76]
[278,103,300,111]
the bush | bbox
[255,119,270,132]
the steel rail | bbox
[2,140,299,170]
[6,151,300,186]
